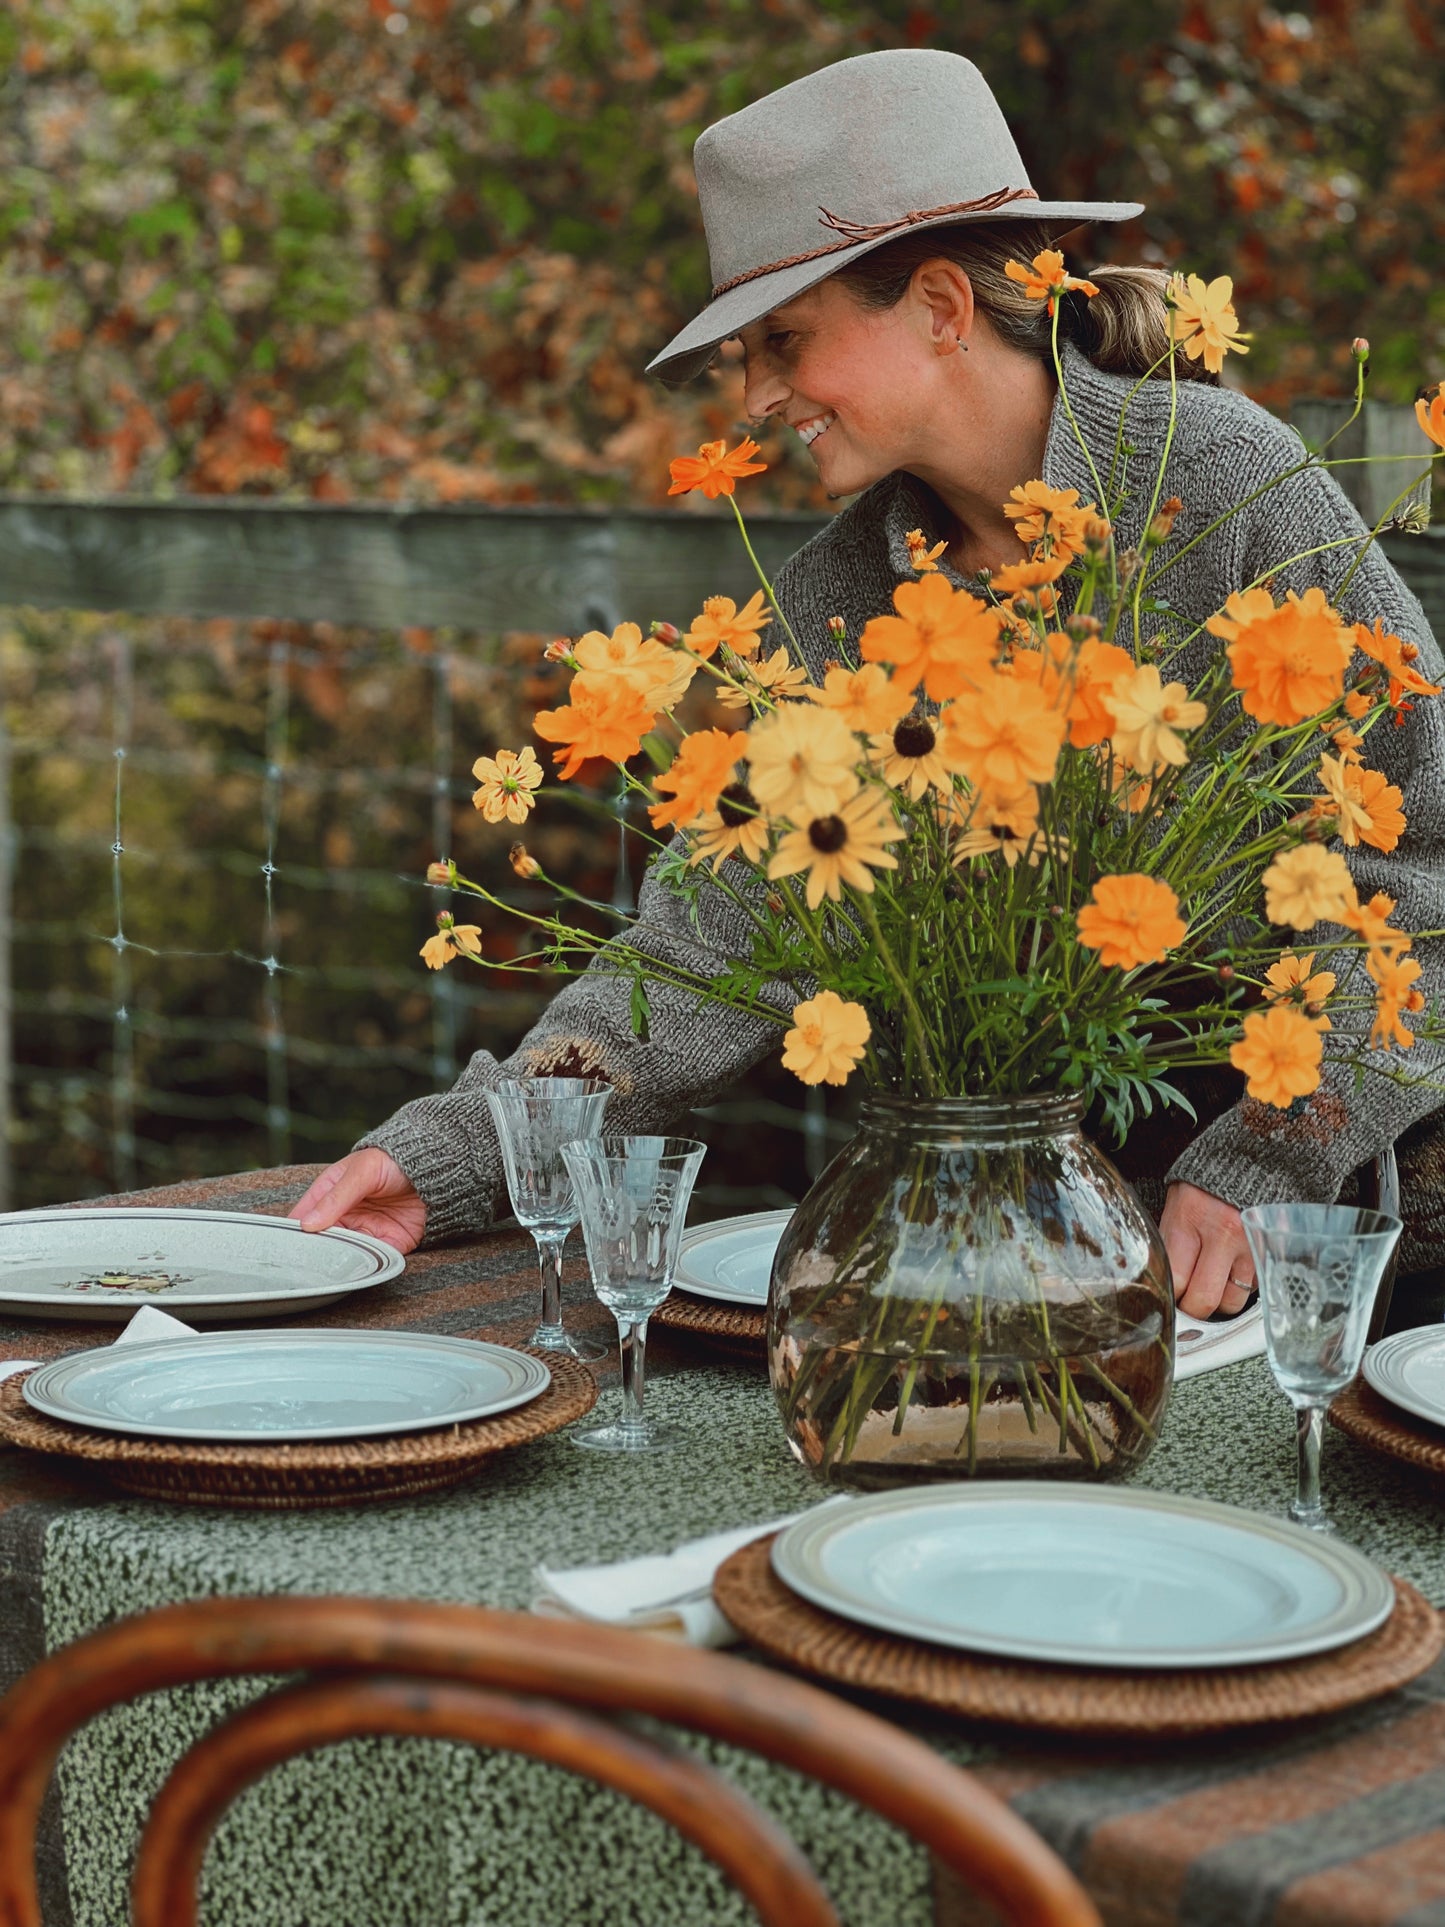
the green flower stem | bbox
[729,495,802,656]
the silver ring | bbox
[1227,1275,1255,1292]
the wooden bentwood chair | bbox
[0,1595,1100,1927]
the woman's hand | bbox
[292,1148,427,1255]
[1160,1181,1255,1320]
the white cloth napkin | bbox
[0,1304,198,1387]
[534,1511,824,1648]
[1175,1299,1268,1380]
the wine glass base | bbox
[530,1324,608,1363]
[1287,1506,1336,1535]
[570,1419,682,1454]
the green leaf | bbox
[629,976,651,1042]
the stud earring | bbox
[955,335,969,352]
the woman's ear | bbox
[912,259,975,354]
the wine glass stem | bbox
[535,1231,568,1333]
[1294,1402,1326,1524]
[616,1316,650,1431]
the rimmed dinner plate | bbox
[22,1330,550,1442]
[771,1483,1394,1669]
[1363,1328,1445,1432]
[0,1208,404,1323]
[674,1208,792,1307]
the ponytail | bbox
[835,224,1218,386]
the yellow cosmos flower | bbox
[767,787,900,909]
[868,711,956,798]
[1105,663,1208,771]
[471,745,543,824]
[1261,844,1354,929]
[950,784,1044,868]
[747,703,860,823]
[781,990,871,1087]
[682,591,773,661]
[1229,1005,1322,1109]
[938,670,1068,791]
[1264,952,1335,1031]
[572,621,697,712]
[1311,755,1407,854]
[686,782,770,872]
[806,661,915,736]
[419,918,482,971]
[716,644,811,709]
[1166,272,1250,374]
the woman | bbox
[294,49,1445,1321]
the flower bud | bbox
[1083,516,1113,550]
[1064,613,1101,642]
[436,910,456,929]
[426,859,454,888]
[650,620,681,646]
[827,615,847,644]
[765,890,785,915]
[1217,962,1235,983]
[1352,337,1370,361]
[1143,496,1183,548]
[508,842,542,880]
[543,637,573,663]
[1402,641,1421,661]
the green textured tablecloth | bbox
[4,1169,1445,1927]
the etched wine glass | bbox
[560,1134,706,1452]
[484,1077,611,1362]
[1242,1202,1401,1533]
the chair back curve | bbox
[0,1594,1101,1927]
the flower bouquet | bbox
[423,256,1445,1483]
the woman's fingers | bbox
[1160,1181,1257,1321]
[295,1153,384,1233]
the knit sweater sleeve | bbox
[358,561,819,1245]
[1166,421,1445,1209]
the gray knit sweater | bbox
[363,345,1445,1247]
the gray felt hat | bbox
[647,49,1144,385]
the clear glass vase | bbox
[768,1091,1174,1488]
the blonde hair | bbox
[835,221,1215,385]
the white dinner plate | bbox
[674,1209,792,1306]
[0,1208,404,1323]
[1363,1327,1445,1431]
[771,1483,1394,1669]
[22,1330,550,1441]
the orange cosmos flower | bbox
[648,728,749,832]
[667,435,767,499]
[1166,273,1250,374]
[1340,888,1412,964]
[1207,586,1352,726]
[682,591,773,660]
[420,916,482,971]
[1264,951,1335,1030]
[1055,638,1137,749]
[781,989,872,1087]
[905,528,948,572]
[1229,1005,1322,1108]
[1369,951,1426,1051]
[1416,383,1445,452]
[858,574,1003,702]
[1076,874,1187,970]
[533,680,656,780]
[1105,663,1208,771]
[1352,619,1442,710]
[988,557,1068,596]
[1002,481,1096,564]
[573,622,697,712]
[1003,249,1099,317]
[1261,844,1354,929]
[471,745,543,825]
[1313,755,1407,854]
[806,661,915,735]
[939,671,1068,790]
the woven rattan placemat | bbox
[712,1534,1443,1738]
[1331,1376,1445,1480]
[652,1291,765,1347]
[0,1352,596,1509]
